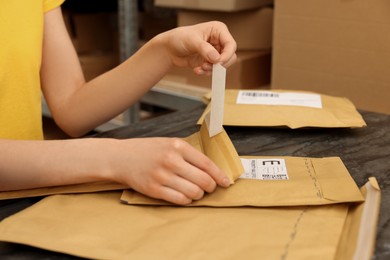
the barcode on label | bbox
[240,158,289,180]
[241,92,280,98]
[236,91,322,108]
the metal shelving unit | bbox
[117,0,140,125]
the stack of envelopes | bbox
[0,85,380,259]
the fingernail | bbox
[202,63,212,70]
[208,50,220,62]
[194,67,205,75]
[222,177,231,187]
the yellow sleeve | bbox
[43,0,65,13]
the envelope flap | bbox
[184,123,244,184]
[313,157,364,202]
[199,123,243,183]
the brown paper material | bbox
[335,177,381,260]
[0,191,349,259]
[198,89,366,128]
[183,122,244,183]
[0,181,126,200]
[121,156,364,207]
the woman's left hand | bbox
[157,21,237,75]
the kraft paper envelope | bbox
[0,191,350,259]
[0,121,243,200]
[0,181,127,200]
[121,156,364,207]
[335,177,381,260]
[198,89,366,128]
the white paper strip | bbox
[353,178,381,260]
[206,64,226,137]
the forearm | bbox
[41,9,235,137]
[0,138,116,191]
[54,36,172,137]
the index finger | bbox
[218,31,237,67]
[191,22,237,66]
[208,22,237,67]
[181,143,231,188]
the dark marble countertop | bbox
[1,106,389,259]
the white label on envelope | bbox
[236,91,322,108]
[239,158,289,180]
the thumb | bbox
[195,39,221,64]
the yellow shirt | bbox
[0,0,64,140]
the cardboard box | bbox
[139,12,177,41]
[155,0,273,12]
[272,0,390,114]
[62,11,74,38]
[178,8,273,50]
[79,52,119,81]
[163,50,271,89]
[73,12,118,54]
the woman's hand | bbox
[105,137,231,205]
[157,21,237,75]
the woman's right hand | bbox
[103,137,230,205]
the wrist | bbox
[87,138,122,182]
[68,138,118,183]
[151,31,175,69]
